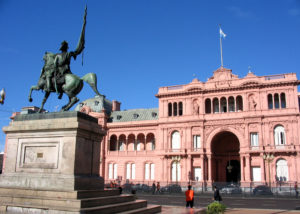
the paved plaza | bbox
[136,193,300,213]
[160,206,300,214]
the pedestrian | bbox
[295,182,298,199]
[152,181,156,194]
[213,186,222,202]
[156,182,160,194]
[118,186,123,194]
[185,185,194,208]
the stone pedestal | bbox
[0,111,105,191]
[0,112,161,213]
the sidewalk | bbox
[225,208,300,214]
[160,206,300,214]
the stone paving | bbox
[160,206,300,214]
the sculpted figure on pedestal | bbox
[28,6,102,113]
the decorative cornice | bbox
[155,80,300,98]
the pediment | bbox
[207,67,238,82]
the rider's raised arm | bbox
[72,5,87,59]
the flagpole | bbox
[220,33,223,67]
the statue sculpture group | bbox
[28,6,101,113]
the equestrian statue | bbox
[28,6,101,113]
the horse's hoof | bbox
[29,98,33,102]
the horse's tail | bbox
[81,73,102,96]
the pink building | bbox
[73,67,300,187]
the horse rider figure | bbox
[40,6,87,98]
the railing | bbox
[265,74,285,80]
[165,149,186,154]
[167,85,183,90]
[104,180,299,198]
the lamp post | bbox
[227,160,233,173]
[263,153,274,187]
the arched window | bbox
[119,135,126,151]
[205,98,211,114]
[146,133,155,151]
[171,131,180,149]
[274,125,286,145]
[213,98,219,113]
[127,134,135,151]
[228,96,235,112]
[168,103,172,116]
[136,140,141,151]
[236,96,243,111]
[179,102,183,116]
[173,103,178,116]
[274,93,280,109]
[108,163,118,179]
[268,94,273,109]
[276,159,289,181]
[118,140,125,151]
[109,135,117,151]
[280,93,286,108]
[145,163,155,180]
[220,97,227,113]
[126,163,136,180]
[151,139,155,150]
[171,161,181,182]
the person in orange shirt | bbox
[185,185,194,208]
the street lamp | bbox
[227,160,233,173]
[263,153,274,187]
[0,88,5,105]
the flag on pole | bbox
[219,27,226,39]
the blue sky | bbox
[0,0,299,151]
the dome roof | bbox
[74,95,112,115]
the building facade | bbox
[76,67,300,187]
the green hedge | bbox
[206,201,226,214]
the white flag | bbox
[219,27,226,38]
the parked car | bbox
[161,184,182,193]
[253,185,273,196]
[220,184,242,194]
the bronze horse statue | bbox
[28,6,102,113]
[28,52,101,113]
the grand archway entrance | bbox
[211,131,240,183]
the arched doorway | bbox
[211,131,240,183]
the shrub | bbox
[206,201,226,214]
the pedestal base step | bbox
[0,188,161,214]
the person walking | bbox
[156,182,161,194]
[295,182,299,199]
[185,185,194,208]
[152,182,156,195]
[213,186,222,202]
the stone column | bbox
[240,155,245,182]
[187,155,192,182]
[125,138,128,151]
[207,154,212,182]
[260,154,266,182]
[161,157,164,182]
[245,155,251,182]
[202,156,206,181]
